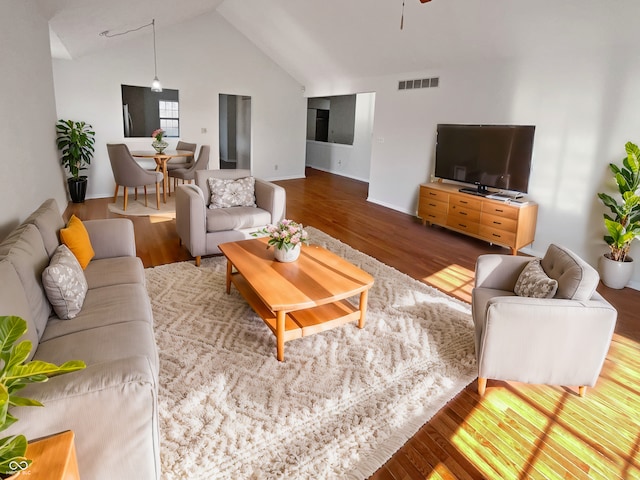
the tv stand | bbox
[418,182,538,254]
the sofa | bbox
[472,244,618,397]
[176,168,286,265]
[0,199,159,479]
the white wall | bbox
[305,92,375,182]
[304,51,640,288]
[52,10,307,200]
[0,0,67,239]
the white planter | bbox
[599,254,634,289]
[273,244,301,263]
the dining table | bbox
[131,150,195,203]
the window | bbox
[159,100,179,137]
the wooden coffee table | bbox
[219,237,374,361]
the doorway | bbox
[219,94,251,170]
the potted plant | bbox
[597,141,640,289]
[253,219,309,263]
[56,119,96,203]
[0,315,85,478]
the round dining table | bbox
[131,150,194,203]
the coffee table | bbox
[219,237,374,361]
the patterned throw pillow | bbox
[42,244,88,319]
[514,259,558,298]
[208,177,256,209]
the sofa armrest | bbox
[255,179,286,223]
[474,254,533,291]
[83,219,136,259]
[176,184,207,258]
[479,296,617,386]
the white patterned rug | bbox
[146,227,476,480]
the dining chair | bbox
[107,144,163,211]
[169,145,211,193]
[166,140,197,171]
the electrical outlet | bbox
[201,127,207,134]
[274,164,278,170]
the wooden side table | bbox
[15,430,80,479]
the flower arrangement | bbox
[152,129,165,141]
[253,219,309,251]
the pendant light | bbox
[151,19,162,92]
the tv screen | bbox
[434,124,535,194]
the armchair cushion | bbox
[541,244,599,301]
[206,207,271,232]
[207,176,256,209]
[514,259,558,298]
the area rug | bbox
[107,194,175,217]
[146,227,476,480]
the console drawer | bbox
[420,198,448,215]
[482,202,519,220]
[447,217,479,235]
[479,225,516,246]
[481,213,518,233]
[450,205,481,223]
[450,194,482,211]
[421,211,448,225]
[420,186,449,203]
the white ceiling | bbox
[37,0,640,86]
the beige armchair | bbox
[472,244,617,397]
[176,169,286,265]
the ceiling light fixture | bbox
[99,19,162,92]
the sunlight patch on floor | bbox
[423,264,475,302]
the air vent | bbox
[398,77,439,90]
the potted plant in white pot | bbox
[0,315,85,478]
[56,119,96,203]
[597,141,640,289]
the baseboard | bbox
[305,165,369,183]
[365,197,415,215]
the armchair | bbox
[176,169,286,266]
[472,244,617,397]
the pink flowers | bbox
[253,219,309,251]
[152,129,165,141]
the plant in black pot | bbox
[56,119,95,203]
[0,315,85,478]
[597,141,640,289]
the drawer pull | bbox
[429,192,437,196]
[493,221,502,225]
[492,233,502,238]
[460,200,468,204]
[459,212,467,216]
[428,214,436,218]
[429,203,437,207]
[495,209,504,213]
[458,223,467,228]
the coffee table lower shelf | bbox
[231,273,363,350]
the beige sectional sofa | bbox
[0,199,159,479]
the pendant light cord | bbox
[400,1,405,30]
[152,19,158,78]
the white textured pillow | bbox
[42,244,88,319]
[208,176,256,209]
[514,259,558,298]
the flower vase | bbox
[152,139,168,154]
[274,244,301,263]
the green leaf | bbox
[0,317,26,358]
[5,360,86,383]
[0,435,30,475]
[9,396,42,408]
[625,141,640,173]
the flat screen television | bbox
[434,124,535,194]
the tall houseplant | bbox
[597,141,640,288]
[56,119,95,203]
[0,316,85,478]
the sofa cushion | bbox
[40,283,154,342]
[0,259,39,361]
[208,176,256,209]
[541,244,599,301]
[206,206,271,233]
[42,244,88,320]
[60,215,95,269]
[84,257,145,289]
[23,198,64,257]
[0,223,51,340]
[514,259,558,298]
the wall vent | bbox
[398,77,439,90]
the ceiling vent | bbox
[398,77,439,90]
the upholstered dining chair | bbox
[471,244,617,397]
[166,140,197,171]
[168,145,211,193]
[107,143,163,211]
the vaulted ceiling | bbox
[37,0,640,86]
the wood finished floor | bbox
[66,168,640,479]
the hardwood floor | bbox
[65,167,640,479]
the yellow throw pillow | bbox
[59,215,95,269]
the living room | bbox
[1,1,639,479]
